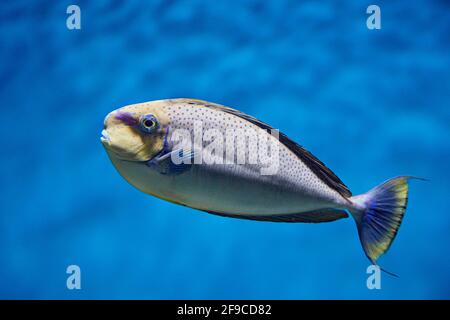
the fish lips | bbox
[100,129,111,145]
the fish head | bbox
[101,101,170,162]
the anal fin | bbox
[203,208,349,223]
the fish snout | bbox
[100,129,111,146]
[100,125,142,161]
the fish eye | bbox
[139,115,158,133]
[143,119,155,128]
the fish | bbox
[101,98,419,272]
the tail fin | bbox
[350,176,421,268]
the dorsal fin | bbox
[176,98,352,198]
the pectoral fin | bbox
[146,149,196,175]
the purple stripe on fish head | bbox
[115,111,138,126]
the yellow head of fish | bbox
[101,101,170,162]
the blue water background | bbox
[0,0,449,299]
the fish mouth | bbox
[100,129,111,145]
